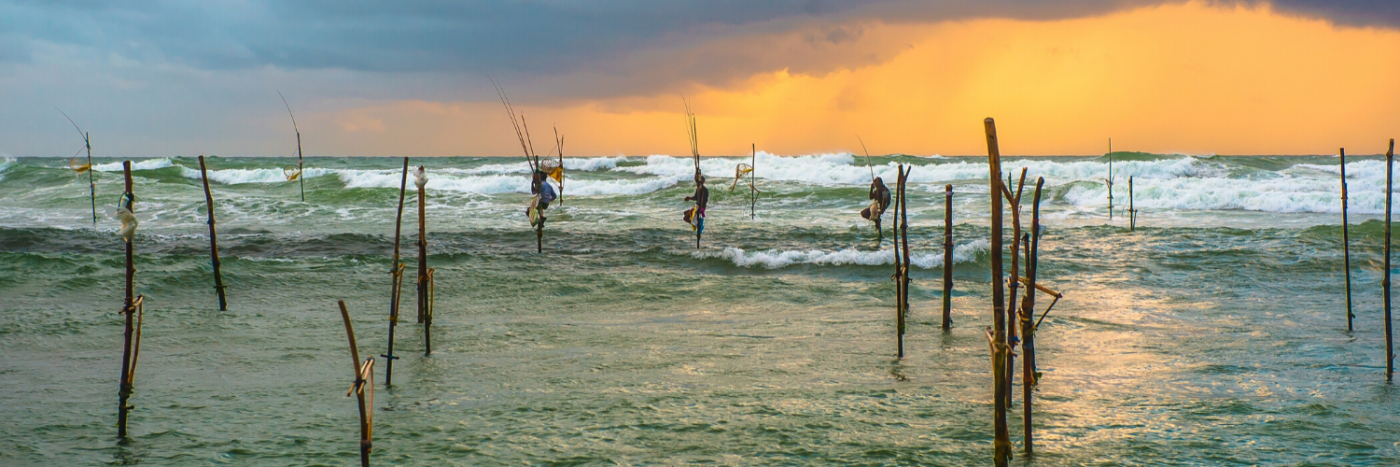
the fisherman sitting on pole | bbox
[529,168,557,228]
[684,171,709,249]
[861,176,892,243]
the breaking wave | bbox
[697,239,989,269]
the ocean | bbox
[1,152,1398,465]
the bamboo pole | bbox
[1107,138,1113,220]
[116,161,138,438]
[983,118,1010,466]
[1021,177,1044,455]
[1341,148,1354,331]
[900,166,911,356]
[278,92,305,202]
[1386,138,1395,381]
[893,164,904,359]
[418,167,429,324]
[382,157,408,385]
[338,300,373,467]
[943,184,954,330]
[198,156,228,311]
[87,133,96,226]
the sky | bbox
[3,0,1399,157]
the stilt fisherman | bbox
[861,176,892,243]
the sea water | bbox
[1,153,1398,465]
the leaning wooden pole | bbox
[983,118,1010,466]
[1386,139,1395,381]
[338,300,374,467]
[1341,148,1354,331]
[383,158,408,385]
[943,184,954,330]
[893,164,905,359]
[1022,177,1045,455]
[198,156,228,311]
[116,161,141,438]
[751,143,757,220]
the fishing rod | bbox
[278,92,305,201]
[857,135,875,182]
[57,108,97,226]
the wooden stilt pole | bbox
[1107,138,1113,220]
[893,164,904,359]
[751,143,757,220]
[424,268,434,356]
[1128,176,1136,231]
[1386,139,1395,381]
[116,161,142,439]
[943,184,954,330]
[87,133,97,226]
[1341,148,1354,332]
[1002,169,1027,409]
[418,169,428,324]
[900,166,911,357]
[338,300,374,467]
[198,156,228,311]
[1021,177,1045,455]
[382,158,408,385]
[983,118,1010,466]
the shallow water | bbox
[2,153,1398,465]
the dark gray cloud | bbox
[4,0,1394,100]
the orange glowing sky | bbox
[9,1,1400,157]
[302,1,1400,157]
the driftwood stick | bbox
[198,156,228,311]
[117,161,137,438]
[1341,148,1354,331]
[943,184,954,330]
[983,118,1010,466]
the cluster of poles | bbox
[65,104,1396,465]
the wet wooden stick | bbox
[1001,168,1027,409]
[383,158,408,385]
[983,118,1010,466]
[338,300,374,467]
[116,161,139,438]
[898,165,911,359]
[1107,138,1113,220]
[198,156,228,311]
[424,268,435,356]
[418,167,428,324]
[1341,148,1354,331]
[943,184,954,330]
[1387,139,1395,381]
[751,143,757,220]
[1129,176,1137,231]
[1021,177,1045,455]
[892,164,904,359]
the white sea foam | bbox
[698,239,988,269]
[94,158,173,172]
[620,153,1216,187]
[0,156,14,181]
[180,167,336,184]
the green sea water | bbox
[1,153,1398,465]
